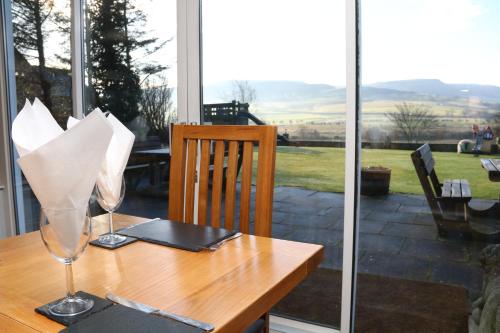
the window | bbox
[201,0,346,328]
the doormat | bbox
[271,268,469,333]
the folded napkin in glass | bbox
[116,219,238,252]
[68,112,135,209]
[12,99,113,256]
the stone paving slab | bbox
[364,211,419,224]
[358,234,406,255]
[358,219,388,234]
[358,252,431,280]
[289,226,343,246]
[381,222,437,241]
[401,238,469,262]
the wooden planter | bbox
[361,166,391,196]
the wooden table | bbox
[480,158,500,182]
[0,214,323,332]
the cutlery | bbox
[116,217,161,232]
[106,293,214,332]
[205,232,243,251]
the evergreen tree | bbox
[11,0,54,110]
[87,0,166,124]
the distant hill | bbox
[203,79,500,104]
[203,80,338,103]
[370,79,500,102]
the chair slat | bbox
[460,179,471,198]
[255,127,276,237]
[417,143,431,156]
[197,140,211,225]
[482,159,497,171]
[168,126,187,222]
[210,140,225,227]
[442,180,452,197]
[184,139,198,223]
[451,179,461,198]
[183,126,261,141]
[493,160,500,171]
[224,141,239,230]
[422,154,435,175]
[239,141,254,234]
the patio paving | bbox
[119,186,498,301]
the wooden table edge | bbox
[215,244,324,333]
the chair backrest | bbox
[168,124,277,237]
[411,144,443,220]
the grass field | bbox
[273,146,500,199]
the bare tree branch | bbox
[385,102,437,143]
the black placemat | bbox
[35,291,113,326]
[59,303,204,333]
[89,234,138,250]
[116,219,238,252]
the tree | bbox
[139,76,176,144]
[385,102,437,143]
[12,0,54,110]
[86,0,167,123]
[230,80,256,105]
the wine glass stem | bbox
[109,211,114,234]
[65,263,75,299]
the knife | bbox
[106,293,215,332]
[116,217,161,233]
[205,232,243,251]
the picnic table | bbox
[480,159,500,182]
[129,148,170,187]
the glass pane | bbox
[10,0,72,232]
[357,0,500,331]
[202,0,345,328]
[84,0,177,218]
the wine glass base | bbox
[98,233,127,245]
[48,297,94,317]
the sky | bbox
[43,0,500,87]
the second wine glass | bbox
[95,176,127,245]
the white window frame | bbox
[341,1,361,331]
[1,0,362,330]
[177,0,202,124]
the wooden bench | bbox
[439,178,472,221]
[412,144,499,240]
[481,158,500,182]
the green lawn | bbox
[273,146,500,200]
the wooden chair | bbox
[168,124,277,333]
[412,144,500,241]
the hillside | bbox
[371,79,500,102]
[204,79,500,105]
[202,79,500,140]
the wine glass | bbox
[95,176,126,245]
[39,206,94,316]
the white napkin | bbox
[68,111,135,208]
[12,98,113,257]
